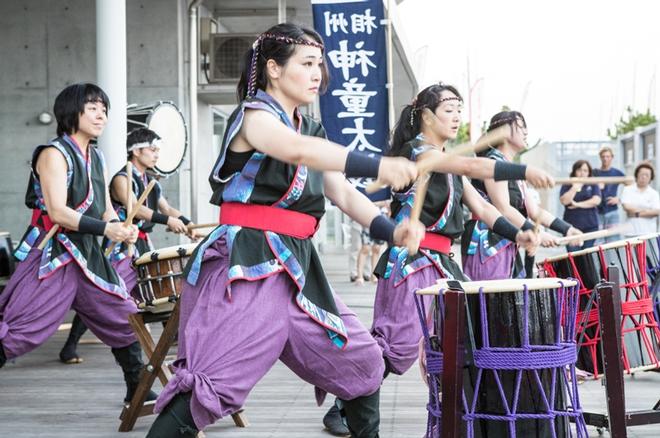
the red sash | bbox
[420,232,451,254]
[219,203,318,239]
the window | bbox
[642,130,656,160]
[623,139,635,166]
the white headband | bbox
[128,138,163,152]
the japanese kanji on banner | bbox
[312,0,390,199]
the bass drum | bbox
[127,101,187,177]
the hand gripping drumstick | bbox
[105,179,157,257]
[365,126,510,194]
[125,163,135,258]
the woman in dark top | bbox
[146,23,423,438]
[559,160,602,251]
[462,111,582,279]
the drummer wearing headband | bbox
[462,110,583,280]
[104,127,197,260]
[59,128,200,366]
[0,83,155,406]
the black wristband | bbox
[151,211,169,225]
[345,151,382,178]
[494,161,527,181]
[109,218,120,223]
[549,218,572,236]
[178,215,191,225]
[79,215,107,236]
[369,214,396,244]
[492,216,520,242]
[520,220,535,232]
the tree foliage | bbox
[607,106,657,140]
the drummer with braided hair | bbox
[461,110,583,280]
[146,23,423,438]
[58,127,199,365]
[322,83,556,435]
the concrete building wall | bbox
[0,0,183,249]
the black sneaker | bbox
[322,404,350,437]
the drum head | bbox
[128,102,187,177]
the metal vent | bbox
[209,33,256,83]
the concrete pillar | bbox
[278,0,287,23]
[96,0,127,176]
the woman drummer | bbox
[323,82,557,434]
[59,128,199,366]
[146,23,423,438]
[462,110,583,280]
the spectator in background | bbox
[593,146,625,243]
[355,201,389,285]
[560,160,602,251]
[348,218,372,282]
[621,162,660,236]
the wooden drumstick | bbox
[553,176,634,185]
[404,173,431,255]
[105,179,157,256]
[37,225,60,250]
[125,163,135,258]
[410,173,430,223]
[553,226,630,246]
[187,222,219,231]
[365,126,510,194]
[165,222,219,233]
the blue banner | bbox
[312,0,390,200]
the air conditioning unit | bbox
[209,33,257,83]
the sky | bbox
[397,0,660,143]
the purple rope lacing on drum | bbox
[414,289,445,436]
[416,282,588,438]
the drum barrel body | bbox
[542,252,602,374]
[541,238,660,377]
[133,245,194,311]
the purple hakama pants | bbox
[371,264,441,376]
[154,238,384,431]
[0,247,138,360]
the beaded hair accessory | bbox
[246,33,325,98]
[439,96,461,103]
[488,115,522,132]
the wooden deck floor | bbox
[1,249,659,437]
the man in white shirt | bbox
[621,162,660,236]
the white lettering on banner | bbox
[342,118,380,153]
[351,9,378,34]
[323,11,348,36]
[327,40,377,81]
[332,78,376,118]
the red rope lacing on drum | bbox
[614,241,660,372]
